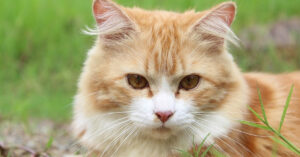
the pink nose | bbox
[155,111,174,123]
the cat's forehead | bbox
[98,4,235,78]
[115,8,208,76]
[124,7,207,31]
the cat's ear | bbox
[92,0,136,44]
[191,2,238,51]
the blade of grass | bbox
[240,120,270,131]
[192,136,196,157]
[177,149,192,157]
[244,85,300,155]
[210,148,226,157]
[278,85,294,133]
[257,87,268,124]
[201,144,214,157]
[271,135,279,157]
[7,150,11,157]
[270,128,300,155]
[196,133,210,157]
[44,136,54,152]
[271,136,300,155]
[247,105,265,123]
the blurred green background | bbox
[1,0,299,122]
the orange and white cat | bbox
[72,0,300,156]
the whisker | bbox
[100,123,134,157]
[90,123,131,156]
[193,119,259,157]
[195,116,271,138]
[69,117,131,153]
[111,127,138,157]
[188,125,227,156]
[191,120,244,156]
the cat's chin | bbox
[143,126,175,140]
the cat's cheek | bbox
[128,98,160,128]
[190,113,233,145]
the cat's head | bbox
[73,0,248,148]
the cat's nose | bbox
[155,111,174,123]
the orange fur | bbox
[72,0,300,156]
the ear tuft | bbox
[192,2,238,47]
[87,0,136,45]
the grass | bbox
[241,85,300,155]
[44,136,54,152]
[0,0,300,121]
[177,134,214,157]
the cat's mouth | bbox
[147,126,174,140]
[153,126,171,133]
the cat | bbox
[72,0,300,156]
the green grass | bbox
[44,136,54,152]
[0,0,300,121]
[241,85,300,155]
[177,134,218,157]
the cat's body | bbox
[72,0,300,156]
[199,72,300,157]
[238,72,300,157]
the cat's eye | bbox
[179,75,201,90]
[127,74,149,89]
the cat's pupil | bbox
[135,76,144,85]
[187,78,192,84]
[136,76,141,83]
[185,77,192,86]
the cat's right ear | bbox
[92,0,136,45]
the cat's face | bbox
[74,0,247,147]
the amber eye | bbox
[127,74,149,89]
[179,75,201,90]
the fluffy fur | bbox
[72,0,300,156]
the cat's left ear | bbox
[191,2,238,50]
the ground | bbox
[0,120,83,157]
